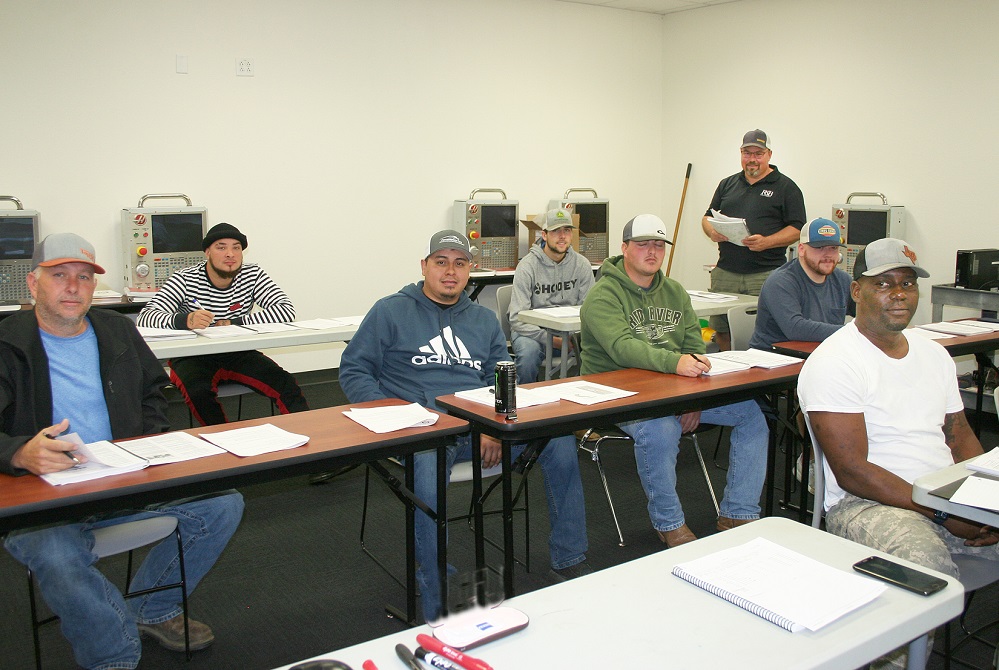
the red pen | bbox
[362,661,379,670]
[415,634,493,670]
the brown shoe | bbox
[656,524,697,548]
[716,516,758,532]
[138,615,215,652]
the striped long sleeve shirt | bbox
[136,262,295,330]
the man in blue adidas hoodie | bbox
[340,230,589,623]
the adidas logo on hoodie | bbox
[411,326,483,370]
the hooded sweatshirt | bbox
[580,255,704,375]
[339,281,509,412]
[509,244,594,345]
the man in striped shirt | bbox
[137,223,309,425]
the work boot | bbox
[716,516,758,532]
[138,615,215,652]
[656,524,697,548]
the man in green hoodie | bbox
[580,214,769,547]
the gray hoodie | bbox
[509,243,595,345]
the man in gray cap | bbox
[137,222,308,425]
[799,237,998,668]
[509,208,594,382]
[0,233,243,668]
[749,217,852,350]
[340,230,589,623]
[701,129,806,350]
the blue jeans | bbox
[411,432,587,622]
[5,492,244,670]
[511,334,545,384]
[619,400,767,532]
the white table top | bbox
[913,456,999,527]
[271,517,961,670]
[145,323,358,358]
[517,292,758,332]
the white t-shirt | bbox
[798,321,962,510]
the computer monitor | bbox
[831,203,905,277]
[122,206,208,291]
[0,209,40,304]
[453,199,519,270]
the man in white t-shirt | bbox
[798,238,997,668]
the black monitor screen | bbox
[0,216,36,260]
[846,210,888,246]
[151,213,205,253]
[573,203,608,235]
[480,205,517,238]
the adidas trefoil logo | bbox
[412,326,483,370]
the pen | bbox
[43,432,80,464]
[415,647,460,669]
[395,644,422,670]
[415,634,494,670]
[690,354,708,365]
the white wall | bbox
[661,0,999,327]
[1,0,663,368]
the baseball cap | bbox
[32,233,106,274]
[623,214,671,243]
[853,238,930,280]
[741,129,771,151]
[538,208,576,232]
[799,218,844,248]
[426,230,473,260]
[203,222,248,251]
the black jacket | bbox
[0,309,170,475]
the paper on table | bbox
[960,319,999,332]
[198,423,309,457]
[454,386,561,409]
[710,349,801,369]
[116,432,225,465]
[549,380,637,405]
[701,356,751,376]
[917,321,993,337]
[949,474,999,512]
[193,325,255,338]
[292,318,348,330]
[966,448,999,477]
[331,315,365,326]
[532,306,581,318]
[909,328,955,340]
[707,210,751,246]
[136,326,197,340]
[241,322,298,333]
[343,403,439,434]
[687,290,739,303]
[41,434,148,485]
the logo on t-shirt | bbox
[411,326,483,370]
[628,306,683,342]
[760,189,774,198]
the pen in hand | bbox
[44,431,80,464]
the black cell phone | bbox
[852,556,948,596]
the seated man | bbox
[798,238,998,669]
[340,230,589,622]
[748,217,851,351]
[137,222,308,425]
[581,215,769,547]
[509,208,594,382]
[0,233,243,670]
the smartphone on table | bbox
[853,556,948,596]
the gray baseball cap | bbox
[741,129,771,151]
[853,238,930,280]
[623,214,671,243]
[538,208,576,231]
[425,230,473,260]
[32,233,106,274]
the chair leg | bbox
[359,464,406,590]
[588,440,626,547]
[690,434,721,516]
[27,569,44,670]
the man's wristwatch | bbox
[933,510,949,525]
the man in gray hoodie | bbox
[509,208,595,382]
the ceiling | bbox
[557,0,743,15]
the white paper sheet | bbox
[198,423,310,457]
[343,403,440,434]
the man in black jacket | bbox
[0,233,243,670]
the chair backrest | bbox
[91,516,179,558]
[496,284,513,343]
[993,386,999,418]
[802,412,826,529]
[727,304,757,351]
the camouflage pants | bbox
[826,493,999,669]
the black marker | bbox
[690,354,708,366]
[395,644,422,670]
[415,647,459,669]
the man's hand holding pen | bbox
[676,353,711,378]
[10,419,86,475]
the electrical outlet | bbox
[236,58,254,77]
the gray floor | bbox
[1,374,995,669]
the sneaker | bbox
[549,561,594,583]
[138,615,215,652]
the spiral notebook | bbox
[671,537,885,633]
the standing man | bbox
[509,208,594,382]
[340,230,589,623]
[748,217,851,351]
[137,222,308,425]
[702,129,806,350]
[798,238,997,669]
[0,233,244,670]
[581,215,769,547]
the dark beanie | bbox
[202,222,248,251]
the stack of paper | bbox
[41,434,148,486]
[198,423,310,456]
[967,448,999,477]
[343,403,439,434]
[117,432,225,465]
[454,386,561,409]
[917,321,995,337]
[707,210,751,246]
[193,325,255,338]
[710,349,801,369]
[549,380,637,405]
[137,326,197,341]
[532,306,581,318]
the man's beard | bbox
[210,260,241,280]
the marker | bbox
[395,644,422,670]
[362,661,379,670]
[415,634,493,670]
[43,432,80,464]
[416,647,460,669]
